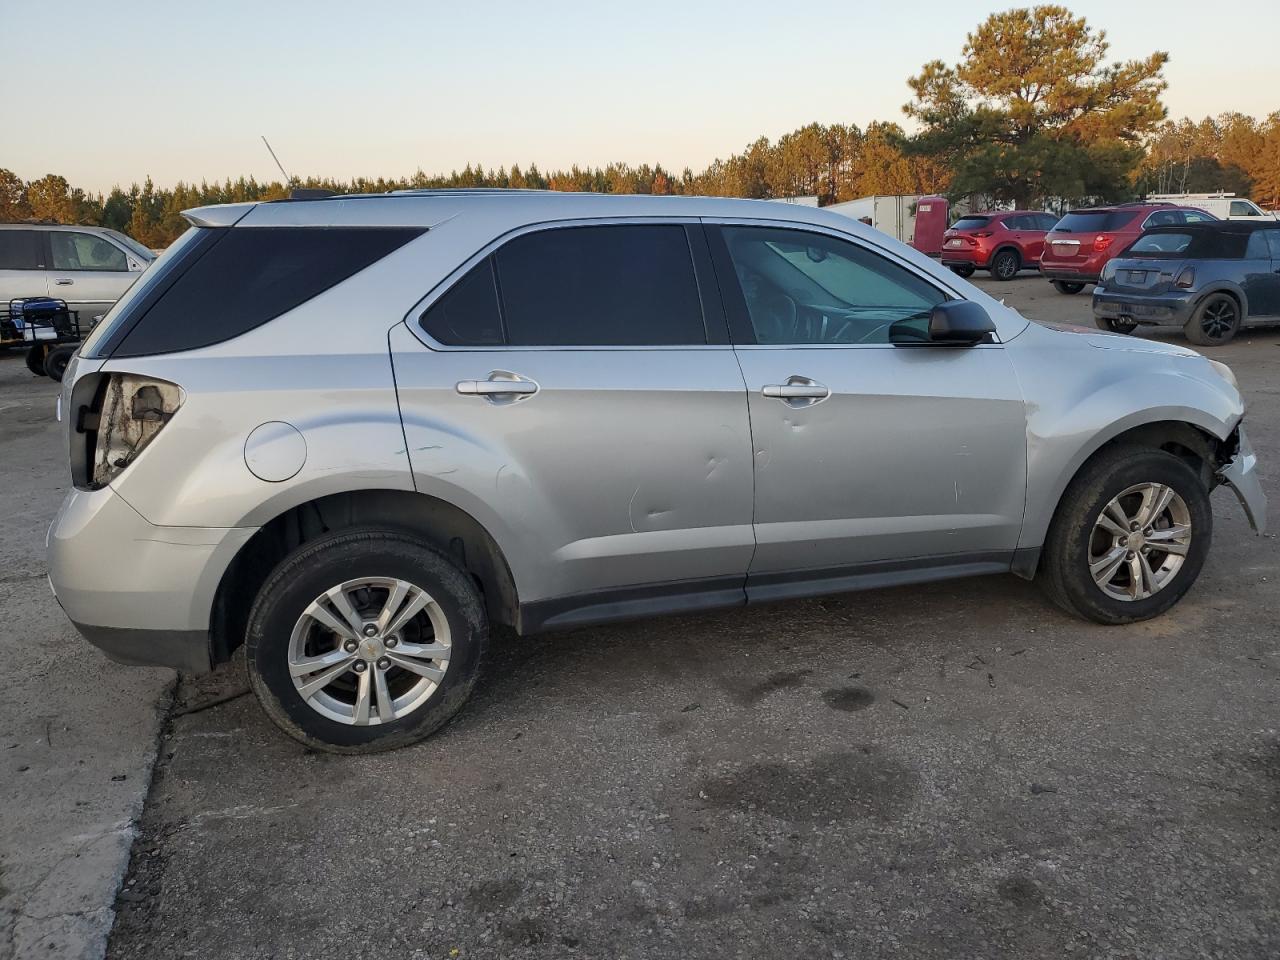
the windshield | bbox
[951,217,991,231]
[104,229,157,261]
[1054,211,1136,233]
[80,227,206,357]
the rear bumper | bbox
[1040,265,1100,283]
[47,485,256,673]
[1218,426,1267,534]
[941,250,988,267]
[1092,289,1196,325]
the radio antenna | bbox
[261,136,294,184]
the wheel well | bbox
[1195,287,1245,319]
[1013,420,1229,580]
[992,245,1021,262]
[210,490,519,666]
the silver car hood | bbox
[1018,318,1201,359]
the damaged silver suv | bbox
[48,190,1266,753]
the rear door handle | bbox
[456,372,539,402]
[53,278,74,286]
[762,377,830,406]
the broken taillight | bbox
[81,374,183,488]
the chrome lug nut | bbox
[363,624,378,637]
[1144,526,1154,537]
[1130,521,1141,531]
[385,637,398,649]
[1119,536,1128,546]
[343,639,359,653]
[1126,551,1136,560]
[352,661,368,674]
[376,656,391,671]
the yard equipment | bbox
[3,298,86,381]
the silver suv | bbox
[0,223,155,317]
[47,191,1267,753]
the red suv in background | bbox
[940,210,1059,281]
[1039,203,1217,294]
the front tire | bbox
[1052,280,1086,295]
[1184,293,1241,346]
[44,345,76,382]
[990,249,1020,281]
[246,529,487,753]
[1039,447,1211,624]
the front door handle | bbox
[53,278,74,286]
[456,372,539,402]
[762,376,830,406]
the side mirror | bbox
[923,300,996,345]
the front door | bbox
[46,230,140,321]
[706,223,1028,591]
[390,221,756,611]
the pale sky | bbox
[4,0,1278,194]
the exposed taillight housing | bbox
[1093,234,1115,252]
[77,374,183,488]
[1174,266,1196,289]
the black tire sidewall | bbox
[1052,280,1085,295]
[1045,450,1212,623]
[246,531,486,752]
[950,264,975,278]
[45,347,73,381]
[992,250,1019,280]
[1186,293,1240,345]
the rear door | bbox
[0,229,49,316]
[706,222,1027,594]
[390,221,756,609]
[47,230,143,321]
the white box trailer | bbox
[825,195,922,244]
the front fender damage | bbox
[1216,425,1267,533]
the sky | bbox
[4,0,1278,194]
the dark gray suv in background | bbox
[1093,221,1280,344]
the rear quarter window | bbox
[106,226,424,357]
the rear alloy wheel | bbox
[949,264,976,279]
[1052,280,1086,295]
[247,529,487,753]
[1095,316,1138,335]
[1185,293,1241,346]
[1039,447,1211,624]
[990,249,1020,281]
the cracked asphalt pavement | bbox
[3,277,1277,960]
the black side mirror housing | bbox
[926,300,996,344]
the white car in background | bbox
[0,223,155,319]
[1147,194,1276,221]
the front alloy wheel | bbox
[1088,483,1192,601]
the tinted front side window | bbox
[494,225,705,346]
[721,226,945,345]
[0,230,42,270]
[420,258,504,346]
[1266,230,1280,259]
[1231,201,1260,217]
[1245,232,1270,259]
[51,232,128,271]
[112,226,423,357]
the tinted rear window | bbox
[0,230,42,270]
[1054,211,1136,232]
[420,258,504,346]
[951,217,990,231]
[109,226,423,357]
[493,225,706,346]
[1128,233,1193,256]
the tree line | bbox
[2,5,1277,250]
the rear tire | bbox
[1039,447,1211,624]
[1052,280,1086,295]
[990,249,1020,281]
[1095,316,1138,335]
[949,264,976,278]
[24,344,48,377]
[246,528,488,754]
[1184,293,1241,346]
[43,345,76,382]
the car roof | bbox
[1143,220,1276,233]
[0,222,115,232]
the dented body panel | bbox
[43,190,1267,675]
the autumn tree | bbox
[0,168,32,221]
[905,6,1168,205]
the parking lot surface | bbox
[4,276,1278,960]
